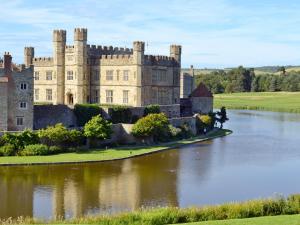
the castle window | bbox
[152,70,157,83]
[46,89,52,101]
[94,90,99,103]
[123,90,129,104]
[16,117,24,126]
[67,71,74,80]
[19,102,27,109]
[158,89,168,105]
[106,70,113,81]
[106,90,113,103]
[93,70,99,81]
[34,71,39,80]
[116,70,120,81]
[35,89,39,101]
[123,70,129,81]
[20,83,27,90]
[46,71,53,80]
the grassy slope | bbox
[214,92,300,113]
[0,129,231,165]
[182,214,300,225]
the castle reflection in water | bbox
[0,149,180,219]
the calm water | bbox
[1,110,300,220]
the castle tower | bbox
[73,28,88,104]
[53,29,66,104]
[133,41,145,106]
[24,47,34,67]
[170,45,182,66]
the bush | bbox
[144,104,160,116]
[20,144,49,156]
[2,130,39,151]
[196,114,212,134]
[0,136,5,147]
[38,124,69,146]
[168,125,182,140]
[84,115,113,141]
[0,144,15,156]
[131,113,170,142]
[65,129,85,147]
[179,123,194,139]
[74,104,102,126]
[49,146,64,154]
[109,106,132,124]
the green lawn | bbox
[0,129,231,165]
[182,214,300,225]
[214,92,300,113]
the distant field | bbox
[214,92,300,113]
[182,214,300,225]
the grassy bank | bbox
[3,194,300,224]
[182,214,300,225]
[214,92,300,113]
[0,129,231,166]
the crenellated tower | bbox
[133,41,145,106]
[53,29,66,104]
[24,47,34,67]
[170,45,182,66]
[73,28,88,103]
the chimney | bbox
[4,52,12,73]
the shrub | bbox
[196,114,213,134]
[131,113,170,142]
[84,115,113,141]
[167,125,182,140]
[74,104,102,126]
[38,124,69,146]
[1,130,39,151]
[20,144,49,156]
[0,144,15,156]
[65,129,85,147]
[179,123,194,138]
[109,106,132,124]
[144,104,160,116]
[49,146,63,154]
[0,136,5,147]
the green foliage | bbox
[20,144,49,156]
[144,104,161,116]
[84,115,113,140]
[2,130,39,151]
[167,125,182,139]
[0,144,15,156]
[216,107,229,128]
[38,124,84,147]
[74,104,102,126]
[196,114,212,134]
[132,113,169,141]
[109,106,132,124]
[49,146,63,154]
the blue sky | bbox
[1,0,300,68]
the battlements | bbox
[133,41,145,52]
[33,57,54,66]
[87,45,133,56]
[144,54,179,67]
[53,30,66,42]
[74,28,87,41]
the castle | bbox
[26,28,181,106]
[0,53,34,131]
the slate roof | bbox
[190,83,213,98]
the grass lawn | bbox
[0,129,231,166]
[181,214,300,225]
[214,92,300,113]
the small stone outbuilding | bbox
[190,83,213,114]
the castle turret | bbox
[53,29,66,104]
[133,41,145,65]
[73,28,88,104]
[3,52,12,73]
[24,47,34,67]
[170,45,182,65]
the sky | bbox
[1,0,300,68]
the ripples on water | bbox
[0,110,300,220]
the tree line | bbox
[195,66,300,94]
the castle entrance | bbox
[66,93,74,105]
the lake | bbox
[1,110,300,220]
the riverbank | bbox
[3,194,300,224]
[214,92,300,113]
[0,129,231,166]
[183,214,300,225]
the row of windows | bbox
[106,70,130,81]
[91,90,129,104]
[152,69,167,83]
[34,89,52,101]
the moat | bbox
[1,110,300,220]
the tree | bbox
[278,66,286,75]
[131,113,169,142]
[83,115,113,147]
[216,107,229,129]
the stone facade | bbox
[28,28,181,107]
[0,53,34,131]
[180,65,195,98]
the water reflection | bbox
[1,110,300,220]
